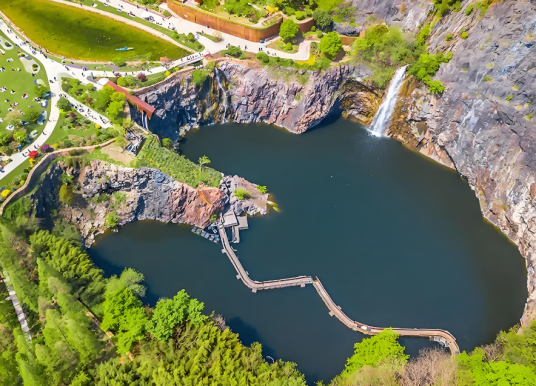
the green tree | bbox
[13,131,27,144]
[257,185,268,194]
[111,92,126,103]
[106,101,124,120]
[104,211,119,228]
[198,155,210,171]
[59,185,74,205]
[191,69,209,87]
[319,32,343,58]
[341,329,409,378]
[313,9,332,30]
[28,110,40,122]
[117,77,127,87]
[162,138,173,149]
[187,32,195,42]
[146,290,207,341]
[279,19,299,41]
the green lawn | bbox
[268,39,299,54]
[0,159,30,187]
[0,30,51,137]
[0,0,189,61]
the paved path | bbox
[2,271,31,341]
[102,0,311,60]
[218,221,460,355]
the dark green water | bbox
[89,118,528,383]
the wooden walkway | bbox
[218,222,460,355]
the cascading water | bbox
[214,68,228,122]
[369,66,407,137]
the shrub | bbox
[279,19,299,41]
[57,97,70,110]
[286,42,292,51]
[59,184,74,205]
[117,77,127,87]
[461,31,469,39]
[284,6,296,16]
[445,33,453,41]
[112,58,126,67]
[428,80,446,94]
[313,9,332,30]
[104,211,119,228]
[162,138,173,149]
[137,72,146,81]
[317,30,324,38]
[40,144,53,153]
[506,94,513,101]
[319,32,343,58]
[163,10,171,17]
[295,11,305,20]
[233,188,250,200]
[311,26,316,32]
[483,75,493,82]
[226,45,242,57]
[256,52,270,63]
[465,4,474,15]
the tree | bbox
[341,329,409,378]
[56,97,70,111]
[117,77,127,87]
[137,72,146,82]
[198,155,210,171]
[0,132,12,145]
[162,138,173,149]
[13,131,27,144]
[28,110,40,122]
[191,69,209,87]
[279,19,299,41]
[59,185,74,205]
[313,9,332,30]
[146,290,207,341]
[33,84,48,97]
[111,92,126,103]
[257,185,268,194]
[226,45,242,57]
[40,144,53,153]
[319,32,343,58]
[106,101,124,120]
[104,211,119,228]
[61,173,74,185]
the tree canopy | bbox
[279,19,300,41]
[319,32,343,58]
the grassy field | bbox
[268,39,299,54]
[0,30,51,135]
[0,0,188,61]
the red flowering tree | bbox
[28,150,38,160]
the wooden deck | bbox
[218,221,459,355]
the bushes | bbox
[225,45,243,57]
[319,32,343,58]
[191,68,211,87]
[256,51,270,63]
[461,31,469,39]
[233,188,250,200]
[133,135,221,187]
[445,33,453,41]
[279,19,300,41]
[313,8,332,30]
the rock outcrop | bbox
[132,62,380,139]
[35,161,226,246]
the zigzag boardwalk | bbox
[217,222,459,355]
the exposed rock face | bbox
[52,161,225,246]
[132,62,380,138]
[388,0,536,325]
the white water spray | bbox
[214,68,228,122]
[369,66,407,137]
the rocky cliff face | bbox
[132,62,380,139]
[33,161,226,246]
[386,0,536,325]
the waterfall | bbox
[369,66,407,137]
[214,68,228,122]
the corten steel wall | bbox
[297,18,315,33]
[340,35,357,45]
[168,0,281,42]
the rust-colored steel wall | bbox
[168,0,281,42]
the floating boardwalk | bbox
[217,222,460,356]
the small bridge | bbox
[217,221,460,355]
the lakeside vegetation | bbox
[0,208,307,385]
[0,0,188,61]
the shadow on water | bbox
[88,118,528,383]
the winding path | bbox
[218,222,460,356]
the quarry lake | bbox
[89,118,528,383]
